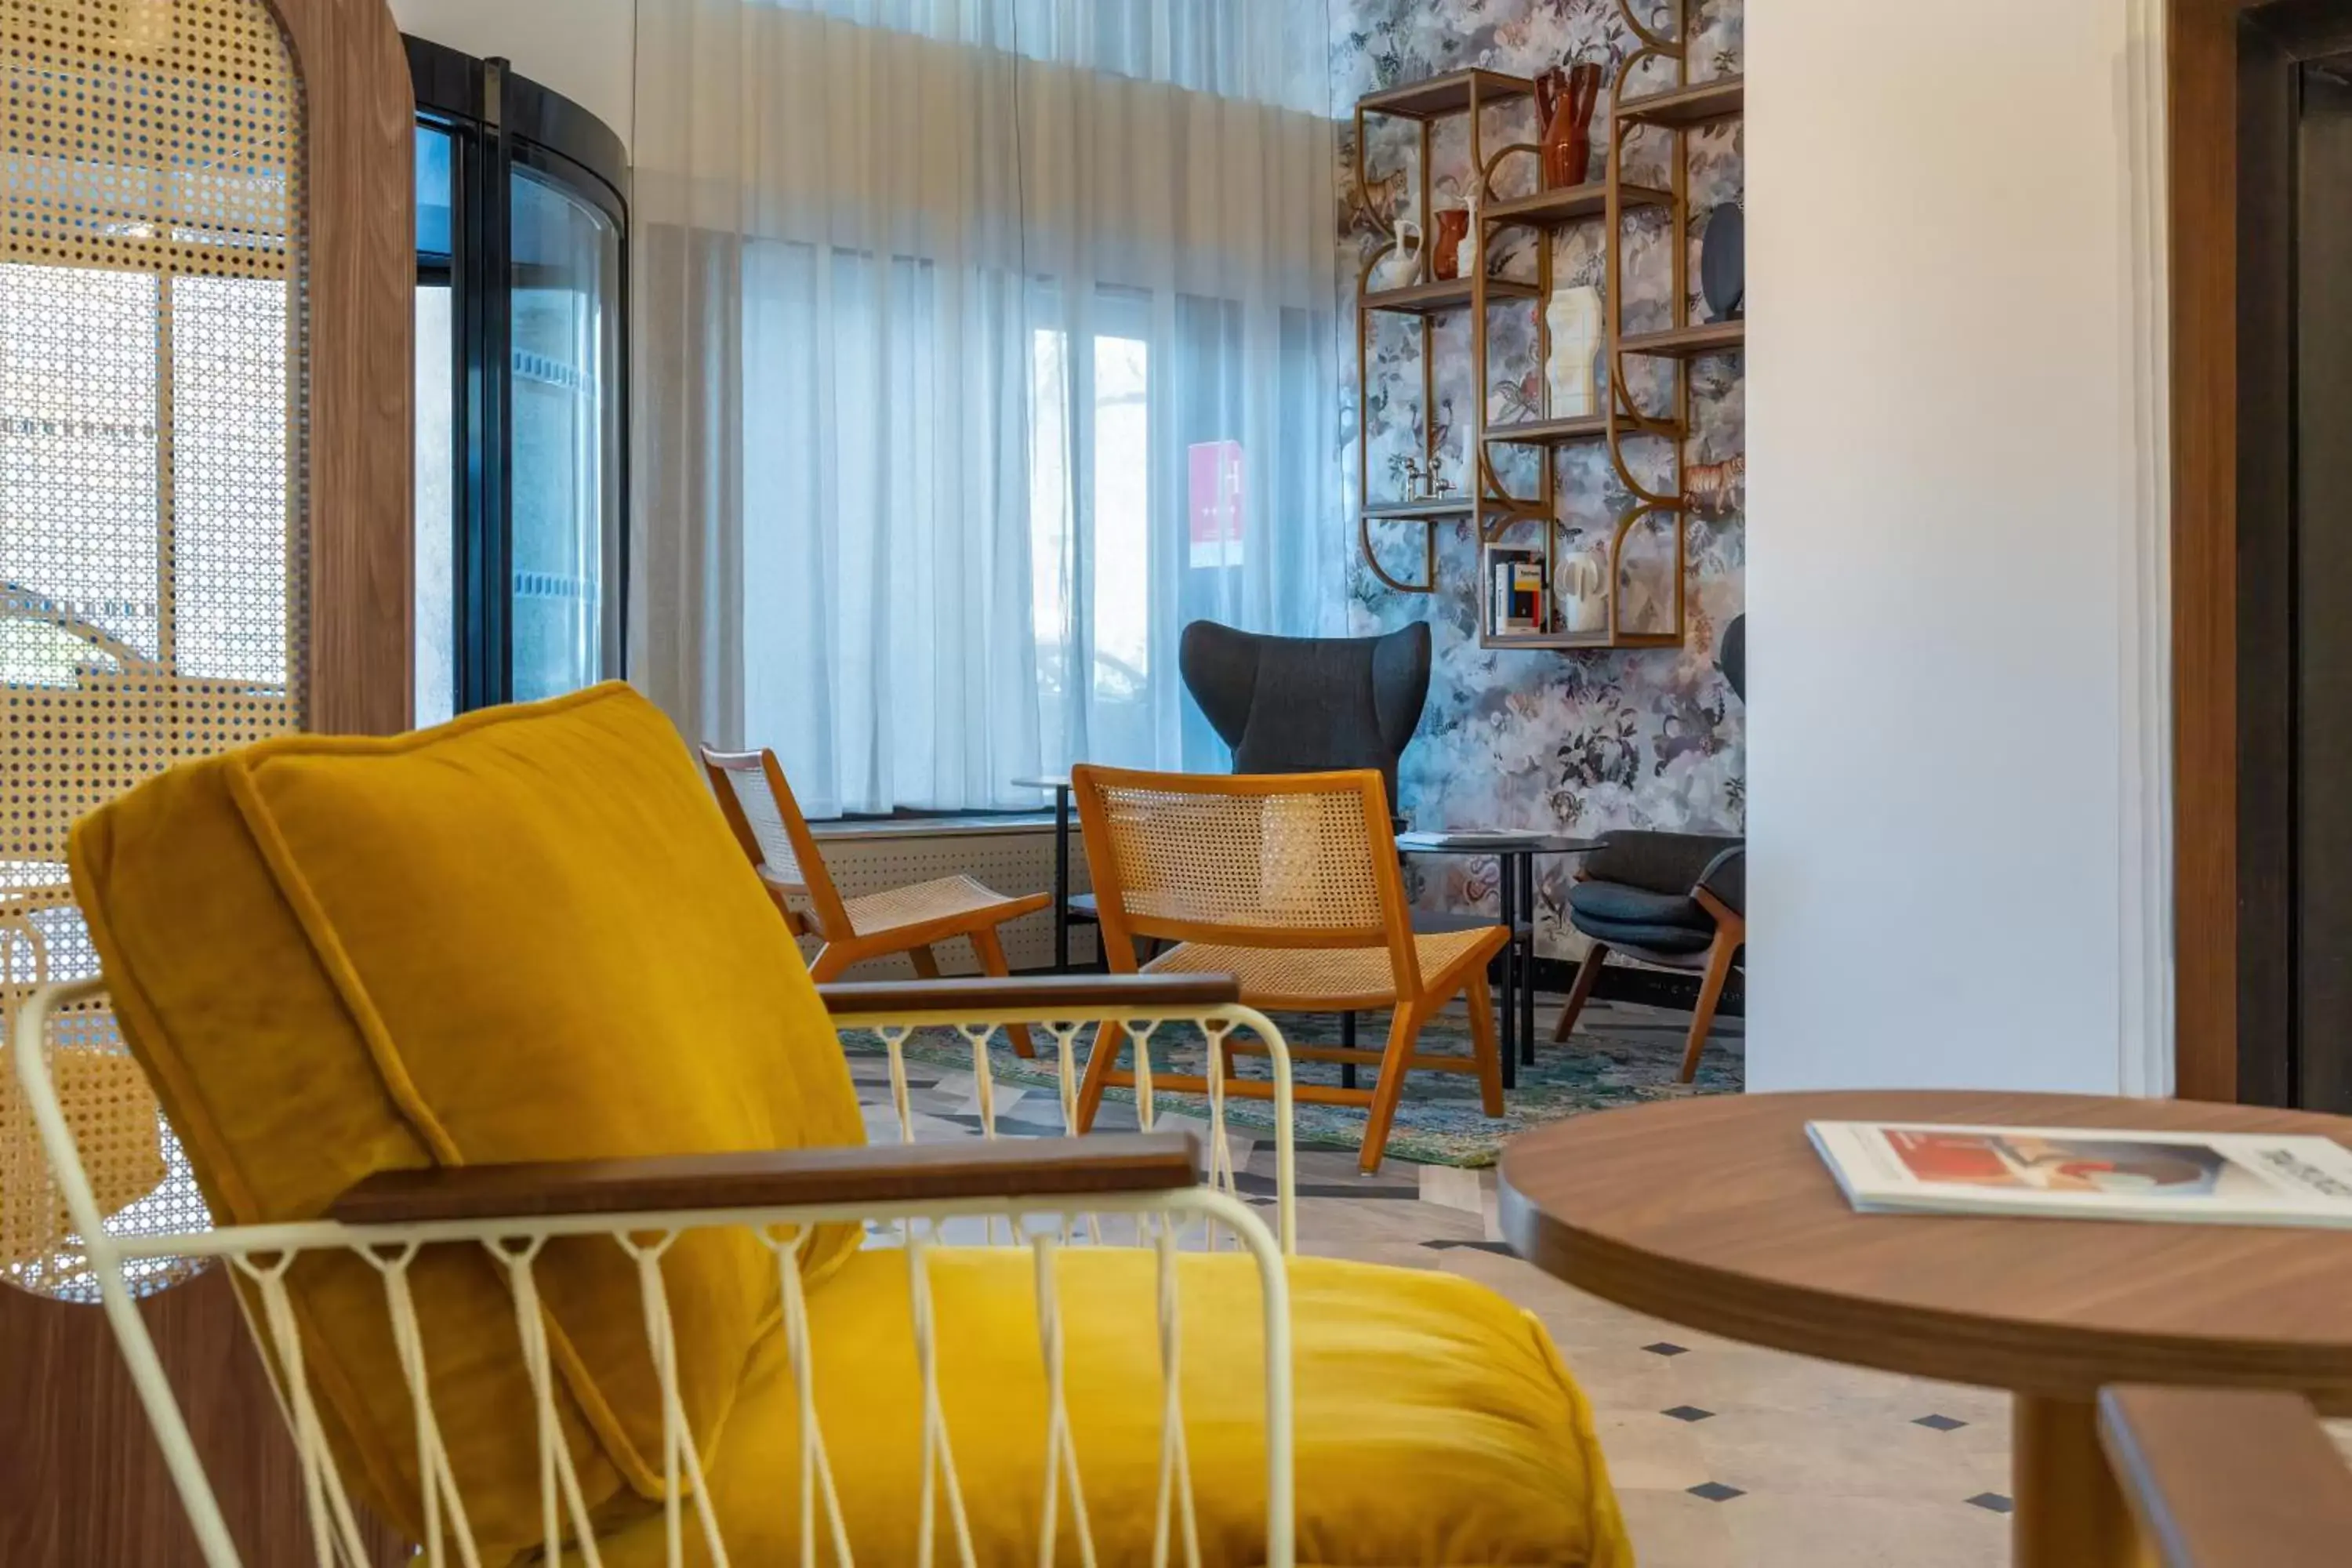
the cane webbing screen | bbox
[2,0,308,1297]
[1086,780,1388,938]
[720,764,809,887]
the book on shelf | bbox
[1807,1120,2352,1230]
[1482,544,1548,635]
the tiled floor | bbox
[858,997,2018,1568]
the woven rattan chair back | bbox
[1072,765,1421,993]
[701,748,851,936]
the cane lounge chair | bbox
[702,746,1051,1054]
[21,684,1629,1566]
[1070,764,1509,1174]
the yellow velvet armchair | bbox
[17,684,1631,1566]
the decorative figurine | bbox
[1554,550,1609,635]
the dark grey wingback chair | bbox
[1178,620,1433,809]
[1550,614,1746,1082]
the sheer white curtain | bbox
[633,0,1340,813]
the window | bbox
[634,0,1338,811]
[1029,295,1156,768]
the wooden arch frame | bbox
[0,2,414,1562]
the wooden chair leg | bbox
[808,945,851,984]
[1552,941,1609,1041]
[1681,922,1741,1083]
[968,926,1035,1058]
[1075,1018,1125,1133]
[1357,999,1424,1175]
[1464,970,1505,1117]
[907,944,942,978]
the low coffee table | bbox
[1498,1089,2352,1566]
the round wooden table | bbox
[1497,1090,2352,1567]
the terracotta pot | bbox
[1535,60,1603,190]
[1432,208,1470,280]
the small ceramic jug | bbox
[1376,220,1425,290]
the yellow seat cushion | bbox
[596,1248,1632,1567]
[67,684,866,1552]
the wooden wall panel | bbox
[274,0,416,735]
[2169,0,2257,1102]
[0,1272,407,1566]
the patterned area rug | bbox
[840,996,1742,1167]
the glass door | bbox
[510,162,621,700]
[407,38,627,719]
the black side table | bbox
[1399,836,1602,1089]
[1010,774,1080,967]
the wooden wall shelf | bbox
[1483,414,1611,447]
[1617,75,1744,128]
[1352,5,1742,649]
[1620,318,1745,359]
[1482,629,1683,652]
[1484,180,1671,227]
[1363,498,1475,520]
[1360,276,1538,315]
[1358,67,1533,119]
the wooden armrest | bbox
[332,1132,1201,1226]
[2098,1385,2352,1568]
[818,973,1240,1018]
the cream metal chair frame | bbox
[702,748,1054,1055]
[13,975,1300,1568]
[1070,764,1508,1173]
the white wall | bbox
[1745,0,2171,1094]
[387,0,637,154]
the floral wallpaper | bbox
[1330,0,1746,958]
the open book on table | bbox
[1807,1120,2352,1229]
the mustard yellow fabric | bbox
[595,1248,1634,1567]
[67,683,866,1550]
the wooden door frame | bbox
[2171,0,2352,1102]
[275,0,416,735]
[2169,0,2259,1102]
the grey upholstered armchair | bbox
[1178,620,1432,810]
[1551,615,1745,1081]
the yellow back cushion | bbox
[68,683,865,1550]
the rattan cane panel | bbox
[840,873,1019,939]
[1092,783,1385,932]
[4,0,303,281]
[2,0,303,1298]
[1143,924,1497,1008]
[723,767,806,885]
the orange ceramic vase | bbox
[1431,208,1471,279]
[1535,61,1603,189]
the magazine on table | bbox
[1806,1120,2352,1229]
